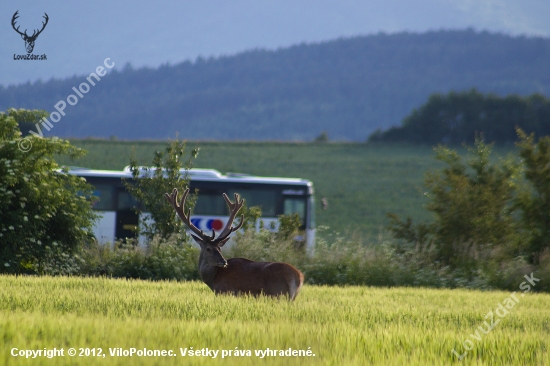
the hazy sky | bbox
[1,0,549,85]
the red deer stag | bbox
[164,188,304,300]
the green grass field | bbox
[1,275,548,365]
[56,140,455,236]
[57,139,518,236]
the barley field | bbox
[1,275,548,365]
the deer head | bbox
[164,188,244,268]
[12,11,49,54]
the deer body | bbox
[165,188,304,300]
[200,258,303,299]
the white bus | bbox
[68,167,316,249]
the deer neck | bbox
[198,251,219,289]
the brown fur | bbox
[211,258,304,300]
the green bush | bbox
[384,132,550,290]
[76,224,550,292]
[388,138,521,268]
[0,109,97,274]
[226,226,305,265]
[124,139,199,242]
[226,227,488,289]
[80,236,200,281]
[515,128,550,262]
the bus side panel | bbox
[93,211,116,244]
[137,212,152,247]
[190,215,278,233]
[306,228,316,254]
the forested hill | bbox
[369,90,550,144]
[2,30,550,141]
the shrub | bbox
[80,236,200,281]
[123,139,199,243]
[77,226,550,292]
[384,131,550,290]
[226,227,305,265]
[515,128,550,263]
[388,138,521,268]
[0,109,97,274]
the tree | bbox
[0,109,98,274]
[388,138,521,267]
[123,139,199,243]
[314,131,329,143]
[371,90,550,145]
[515,128,550,263]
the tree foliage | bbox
[123,140,199,243]
[388,138,521,267]
[389,129,550,270]
[372,90,550,144]
[0,109,97,274]
[515,128,550,262]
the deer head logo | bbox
[11,11,49,54]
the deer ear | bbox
[190,234,204,246]
[218,236,231,247]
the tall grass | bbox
[230,228,550,292]
[0,275,549,365]
[79,228,550,293]
[79,238,200,281]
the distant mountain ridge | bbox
[1,30,549,141]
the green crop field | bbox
[56,139,517,236]
[55,140,453,236]
[0,275,548,365]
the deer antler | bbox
[31,13,49,39]
[217,193,244,240]
[11,12,48,40]
[164,188,215,241]
[11,11,26,37]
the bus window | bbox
[92,184,115,210]
[228,189,276,217]
[283,198,306,226]
[117,191,140,210]
[193,188,277,217]
[193,193,226,215]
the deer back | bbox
[211,258,304,300]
